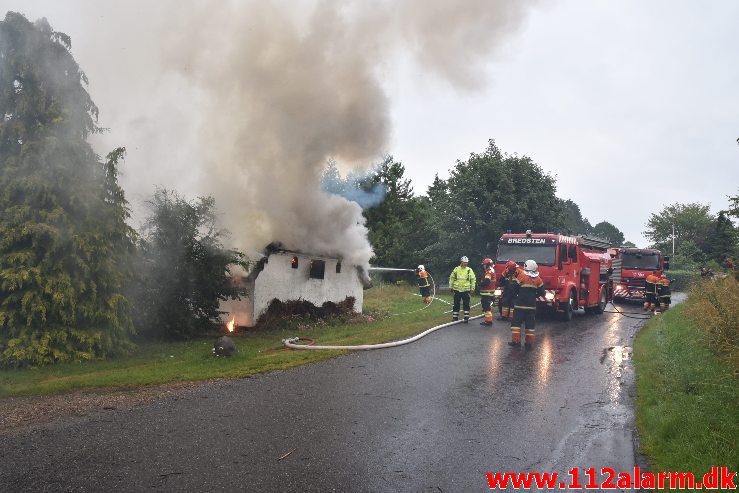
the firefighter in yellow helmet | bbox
[509,259,545,349]
[479,258,495,326]
[449,256,476,323]
[416,265,432,304]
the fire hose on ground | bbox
[281,298,653,352]
[282,314,484,350]
[604,301,658,320]
[283,266,488,349]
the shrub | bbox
[684,276,739,372]
[667,269,700,292]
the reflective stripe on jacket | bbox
[479,268,495,294]
[512,270,545,310]
[449,266,476,292]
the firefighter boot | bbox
[452,312,459,322]
[509,327,521,347]
[463,310,469,323]
[500,307,509,320]
[480,310,493,325]
[524,329,535,350]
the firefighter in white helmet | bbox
[509,259,545,349]
[416,265,432,304]
[449,256,476,323]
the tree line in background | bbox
[643,201,738,271]
[1,13,736,367]
[357,150,737,277]
[353,143,635,277]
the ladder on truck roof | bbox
[578,236,611,251]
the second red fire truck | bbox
[609,247,669,302]
[491,231,614,320]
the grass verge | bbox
[0,284,463,397]
[634,303,738,477]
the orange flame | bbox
[226,316,235,333]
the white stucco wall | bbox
[221,251,364,327]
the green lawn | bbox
[0,284,467,397]
[634,304,738,477]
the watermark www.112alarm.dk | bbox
[485,466,736,490]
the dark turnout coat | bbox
[512,270,545,310]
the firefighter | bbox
[479,258,495,326]
[449,256,476,323]
[509,259,545,349]
[643,271,660,312]
[416,265,432,304]
[657,275,672,312]
[498,261,519,320]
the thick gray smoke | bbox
[159,0,533,270]
[18,0,534,270]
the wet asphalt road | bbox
[0,298,683,492]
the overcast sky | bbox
[3,1,738,248]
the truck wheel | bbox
[561,291,575,321]
[593,288,606,314]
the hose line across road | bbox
[283,315,484,350]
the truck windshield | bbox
[496,244,556,266]
[621,253,660,270]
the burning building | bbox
[221,248,367,327]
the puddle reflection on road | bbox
[487,337,503,378]
[536,336,553,386]
[602,345,631,403]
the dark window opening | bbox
[568,245,578,262]
[336,262,342,273]
[621,252,660,270]
[291,256,299,269]
[310,260,325,279]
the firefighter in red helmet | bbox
[497,261,519,320]
[479,258,495,326]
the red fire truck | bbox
[610,247,669,302]
[491,231,614,320]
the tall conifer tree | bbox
[0,13,134,367]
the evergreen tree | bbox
[131,189,248,340]
[708,211,738,264]
[362,156,433,270]
[0,13,135,367]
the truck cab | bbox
[494,232,613,320]
[612,248,669,302]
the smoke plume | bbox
[28,0,535,270]
[160,0,533,269]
